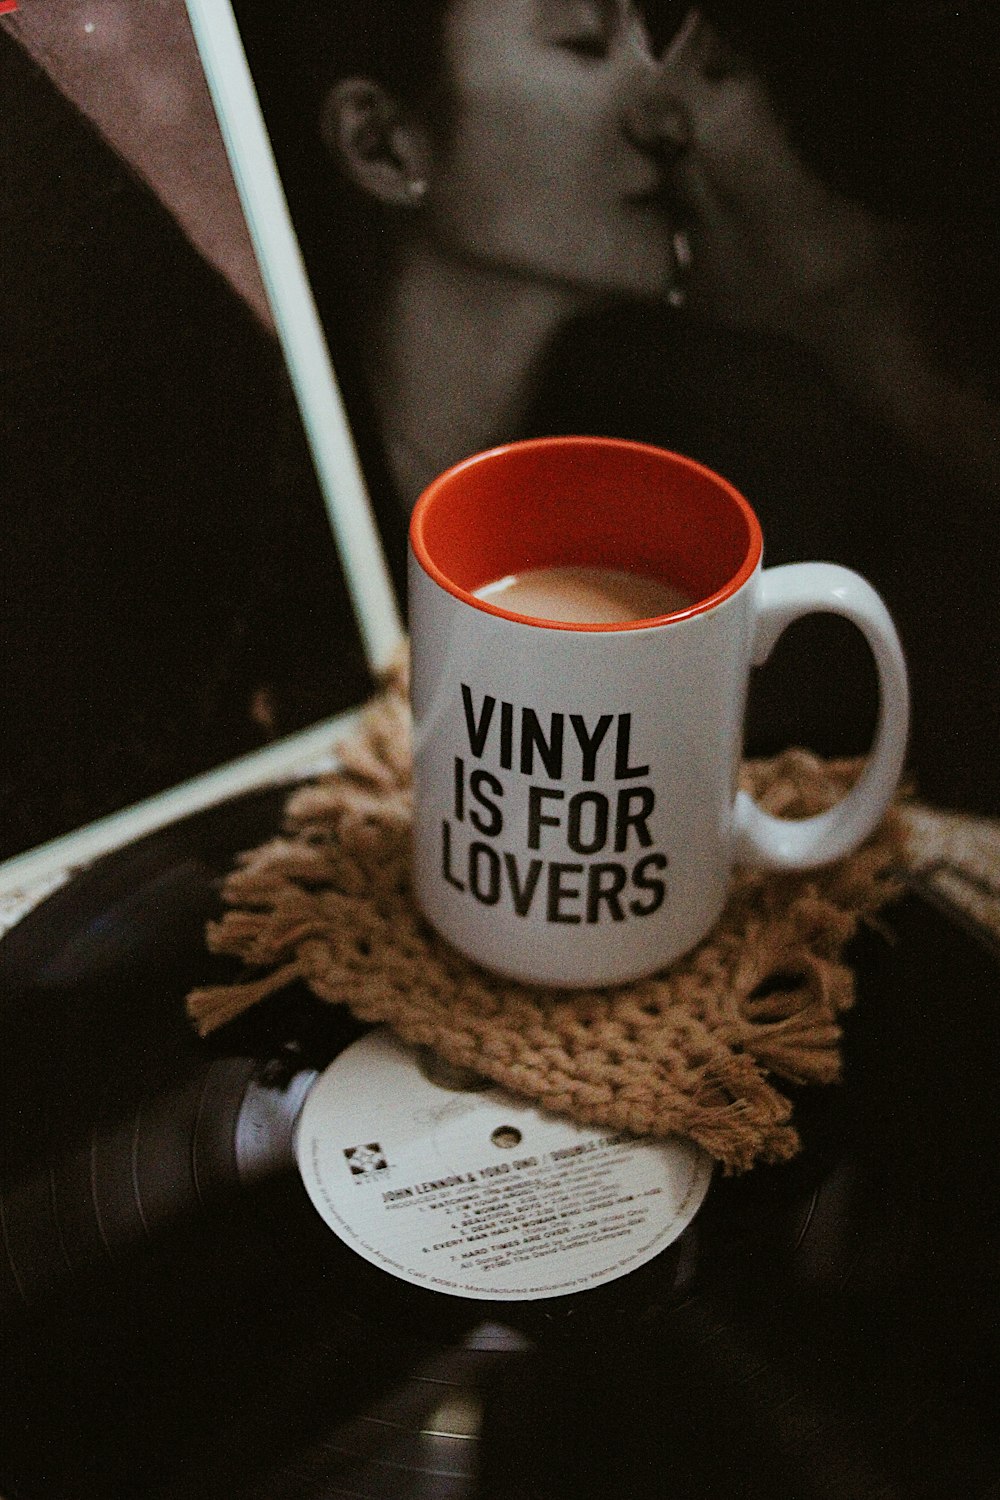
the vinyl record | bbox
[1,789,998,1498]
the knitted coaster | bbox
[188,656,908,1173]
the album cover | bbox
[4,0,997,872]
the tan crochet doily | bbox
[188,657,908,1174]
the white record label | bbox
[295,1030,713,1301]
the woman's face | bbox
[423,0,679,301]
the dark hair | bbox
[233,0,452,338]
[238,0,451,121]
[679,0,999,220]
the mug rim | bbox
[409,436,764,633]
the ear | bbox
[321,78,430,207]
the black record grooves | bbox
[0,790,998,1498]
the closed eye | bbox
[537,0,617,58]
[562,31,609,57]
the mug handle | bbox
[732,562,910,870]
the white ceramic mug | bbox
[409,437,909,988]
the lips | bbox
[649,177,690,219]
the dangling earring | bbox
[668,228,692,308]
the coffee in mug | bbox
[408,437,909,988]
[475,565,693,625]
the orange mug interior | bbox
[410,436,762,629]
